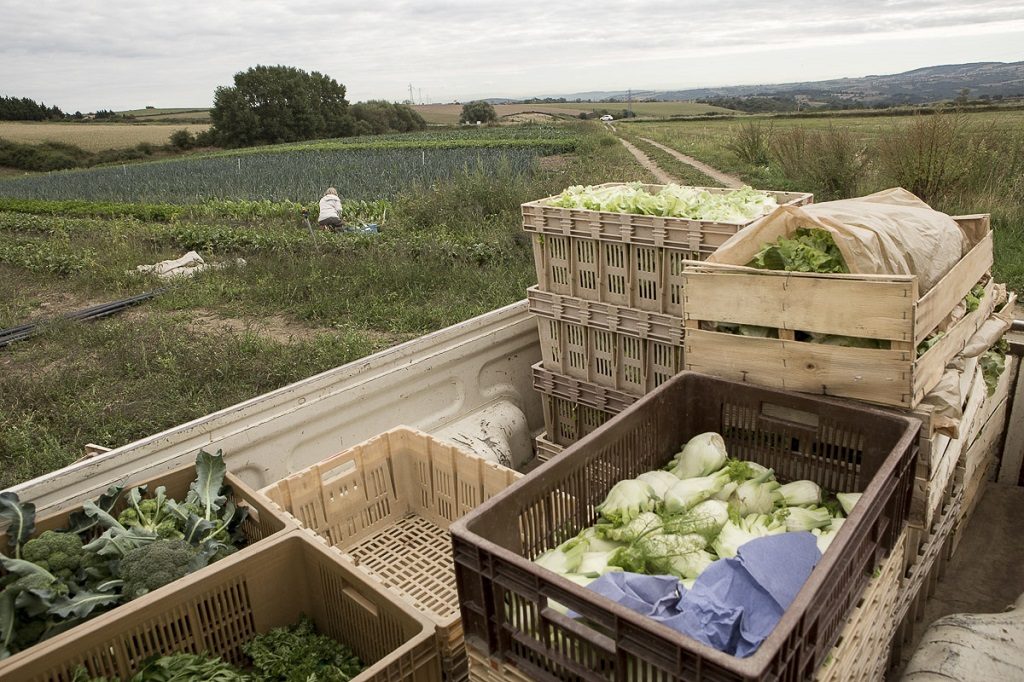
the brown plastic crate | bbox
[5,532,440,682]
[451,372,919,682]
[525,183,812,317]
[259,427,521,681]
[540,393,616,449]
[0,460,294,673]
[682,216,997,409]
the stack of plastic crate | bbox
[523,183,813,460]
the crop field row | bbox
[0,145,550,204]
[0,122,211,151]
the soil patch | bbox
[187,310,321,344]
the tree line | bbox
[0,96,66,121]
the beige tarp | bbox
[708,188,971,294]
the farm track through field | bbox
[617,138,677,184]
[636,137,744,188]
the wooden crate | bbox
[524,184,812,317]
[909,366,987,531]
[682,216,996,409]
[815,529,907,682]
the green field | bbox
[5,107,1023,488]
[0,122,654,487]
[0,126,581,203]
[414,101,735,124]
[119,107,212,122]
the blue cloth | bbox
[584,532,821,657]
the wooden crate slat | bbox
[914,228,993,346]
[683,268,917,340]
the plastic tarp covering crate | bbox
[259,427,521,681]
[0,460,295,676]
[451,372,919,682]
[5,532,441,682]
[524,183,812,317]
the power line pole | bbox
[408,83,414,103]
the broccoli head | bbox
[118,539,198,600]
[11,572,71,598]
[20,530,85,581]
[118,497,183,540]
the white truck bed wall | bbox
[7,301,542,517]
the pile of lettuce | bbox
[747,228,848,274]
[546,183,779,223]
[532,432,858,595]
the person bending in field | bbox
[318,187,343,231]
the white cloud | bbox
[0,0,1021,110]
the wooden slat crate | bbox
[682,215,996,409]
[908,365,987,532]
[525,184,812,316]
[815,529,907,682]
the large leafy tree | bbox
[211,65,355,147]
[459,101,498,124]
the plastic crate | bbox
[451,372,919,682]
[0,460,294,675]
[534,432,563,462]
[5,532,441,682]
[682,216,997,409]
[534,363,637,448]
[259,427,521,681]
[524,184,813,317]
[815,528,906,682]
[535,314,683,396]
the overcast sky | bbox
[1,0,1022,111]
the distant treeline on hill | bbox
[0,96,65,121]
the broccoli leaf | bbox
[0,588,14,660]
[0,492,36,560]
[189,450,228,519]
[82,526,158,558]
[48,586,122,620]
[66,485,123,537]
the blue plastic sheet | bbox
[584,532,821,657]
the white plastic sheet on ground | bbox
[708,188,971,295]
[134,251,246,280]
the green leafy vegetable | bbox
[0,493,36,560]
[748,228,848,274]
[980,339,1009,395]
[547,183,779,223]
[243,615,363,681]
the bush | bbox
[169,129,196,150]
[725,121,772,166]
[769,125,866,200]
[874,112,973,204]
[459,101,497,125]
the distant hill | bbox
[536,61,1024,105]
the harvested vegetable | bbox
[747,228,848,274]
[533,432,863,597]
[981,339,1008,396]
[547,183,779,223]
[0,450,248,660]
